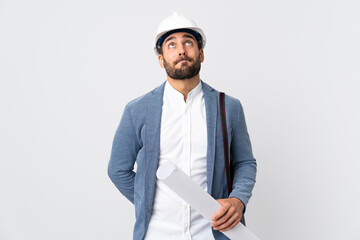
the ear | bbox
[158,54,165,68]
[200,49,204,63]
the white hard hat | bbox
[154,12,206,55]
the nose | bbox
[178,44,186,56]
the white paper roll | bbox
[156,161,260,240]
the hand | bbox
[210,197,244,232]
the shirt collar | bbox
[187,80,202,99]
[165,80,202,102]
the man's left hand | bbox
[210,197,244,232]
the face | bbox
[158,32,204,80]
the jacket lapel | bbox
[202,81,218,195]
[144,82,166,222]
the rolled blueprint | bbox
[156,161,260,240]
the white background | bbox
[1,0,359,239]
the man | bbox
[108,12,257,240]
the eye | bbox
[185,41,192,46]
[168,43,175,48]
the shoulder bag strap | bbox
[220,92,246,226]
[219,92,232,195]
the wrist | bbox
[230,197,244,210]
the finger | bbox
[216,209,240,231]
[212,204,238,230]
[211,200,230,221]
[220,217,241,232]
[212,207,236,229]
[212,212,230,228]
[211,206,230,226]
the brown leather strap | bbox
[219,92,232,195]
[219,92,246,226]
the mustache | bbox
[175,56,192,65]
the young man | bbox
[108,12,257,240]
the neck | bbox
[167,75,200,102]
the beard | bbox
[163,54,201,80]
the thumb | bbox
[216,198,226,206]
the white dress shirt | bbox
[145,81,214,240]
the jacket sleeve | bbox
[108,105,141,204]
[228,99,257,211]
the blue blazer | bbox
[108,81,257,240]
